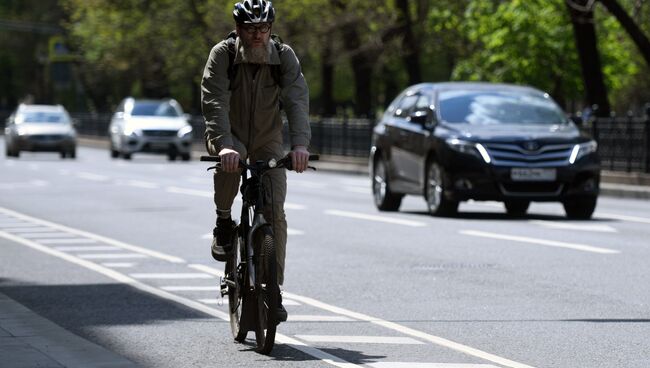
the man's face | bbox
[236,23,272,49]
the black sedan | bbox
[370,82,600,219]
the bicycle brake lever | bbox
[308,166,317,171]
[206,164,221,171]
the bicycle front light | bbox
[446,138,491,163]
[569,140,597,164]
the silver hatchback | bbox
[108,97,193,161]
[4,104,77,159]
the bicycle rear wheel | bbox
[227,232,248,342]
[253,227,278,354]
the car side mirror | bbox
[570,115,583,127]
[408,108,436,129]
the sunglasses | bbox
[241,23,271,34]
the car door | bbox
[391,92,430,193]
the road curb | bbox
[0,291,139,368]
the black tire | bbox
[425,159,458,216]
[504,200,530,217]
[227,230,248,343]
[563,196,597,219]
[122,152,132,160]
[372,157,403,211]
[181,153,191,161]
[253,227,278,355]
[168,153,177,161]
[110,146,119,158]
[60,151,67,159]
[69,149,76,159]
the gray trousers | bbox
[211,138,288,285]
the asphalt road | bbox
[1,144,649,368]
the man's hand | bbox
[289,145,310,173]
[219,147,240,172]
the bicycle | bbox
[201,153,318,354]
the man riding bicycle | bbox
[201,0,311,322]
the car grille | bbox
[499,182,564,196]
[28,135,66,141]
[484,143,574,167]
[142,130,177,137]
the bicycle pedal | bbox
[219,276,228,297]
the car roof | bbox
[411,82,545,96]
[17,104,67,113]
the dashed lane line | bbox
[129,273,214,280]
[460,230,620,254]
[597,212,650,225]
[0,206,185,263]
[54,245,119,251]
[296,335,424,344]
[38,238,98,245]
[78,253,149,260]
[529,220,617,233]
[324,210,427,228]
[369,364,499,368]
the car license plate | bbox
[150,142,170,150]
[511,168,557,182]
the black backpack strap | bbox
[225,31,237,91]
[270,34,284,88]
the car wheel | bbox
[425,160,458,216]
[372,157,403,211]
[110,144,119,158]
[60,151,67,159]
[168,153,177,161]
[69,149,76,159]
[181,153,191,161]
[504,200,530,217]
[563,196,597,219]
[122,152,132,160]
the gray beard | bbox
[240,42,271,64]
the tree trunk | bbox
[395,0,422,85]
[321,34,336,116]
[598,0,650,66]
[566,0,611,116]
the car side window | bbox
[415,95,430,111]
[394,94,419,118]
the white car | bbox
[4,104,77,159]
[108,97,193,161]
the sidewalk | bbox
[0,291,139,368]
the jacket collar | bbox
[234,37,281,66]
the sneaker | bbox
[277,292,288,323]
[211,218,235,262]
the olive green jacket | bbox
[201,37,310,154]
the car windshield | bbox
[20,111,68,124]
[131,102,180,117]
[438,90,567,125]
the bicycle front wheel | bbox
[253,227,278,354]
[227,233,248,342]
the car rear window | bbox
[20,112,68,123]
[131,102,180,117]
[438,90,567,125]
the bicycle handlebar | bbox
[200,154,319,172]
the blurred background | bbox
[2,0,650,118]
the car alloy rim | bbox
[373,161,387,204]
[427,163,442,210]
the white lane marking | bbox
[201,233,212,240]
[2,227,58,233]
[166,186,212,197]
[288,228,305,236]
[160,286,220,291]
[0,222,40,228]
[597,212,650,225]
[325,210,427,228]
[0,180,49,190]
[77,172,109,181]
[129,273,214,280]
[283,292,537,368]
[460,230,619,254]
[289,315,354,322]
[0,207,185,263]
[197,298,224,305]
[54,245,119,251]
[78,253,149,259]
[101,263,136,268]
[20,233,76,239]
[285,203,306,210]
[125,180,160,189]
[529,220,617,233]
[38,239,98,245]
[369,364,499,368]
[189,264,537,368]
[296,335,423,344]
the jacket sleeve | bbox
[201,42,234,154]
[279,45,311,148]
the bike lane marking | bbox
[0,230,365,368]
[459,230,620,254]
[188,264,536,368]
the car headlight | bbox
[569,140,597,164]
[445,138,491,163]
[177,125,193,138]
